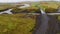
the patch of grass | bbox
[0,14,36,34]
[57,33,60,34]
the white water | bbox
[18,4,30,8]
[0,9,12,14]
[40,8,46,14]
[0,4,30,14]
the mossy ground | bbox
[0,14,36,34]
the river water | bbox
[0,4,30,14]
[0,9,12,14]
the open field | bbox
[0,1,60,34]
[0,14,36,34]
[0,1,60,10]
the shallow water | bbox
[0,9,12,14]
[0,4,30,14]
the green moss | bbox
[57,33,60,34]
[45,8,57,13]
[0,14,36,34]
[57,16,60,20]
